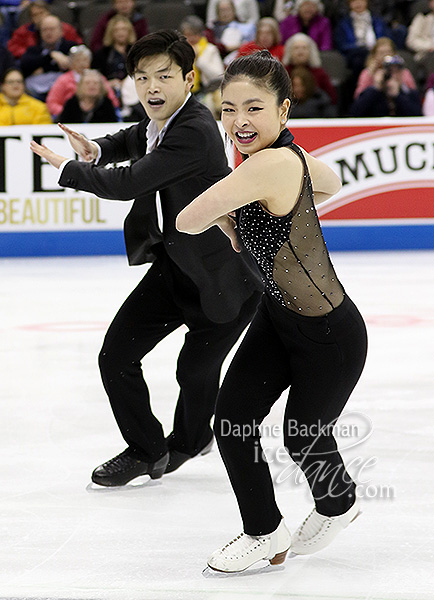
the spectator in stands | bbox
[59,69,118,123]
[338,0,407,47]
[309,0,402,35]
[349,53,422,116]
[422,72,434,115]
[90,0,147,54]
[118,71,145,121]
[211,0,256,61]
[354,36,416,98]
[424,70,434,94]
[0,9,11,46]
[181,15,224,91]
[272,0,292,23]
[180,15,225,118]
[0,66,52,124]
[1,0,27,38]
[206,0,259,27]
[0,46,15,80]
[92,14,136,101]
[320,0,348,25]
[279,0,333,50]
[334,0,391,77]
[237,16,284,61]
[368,0,404,27]
[46,45,119,119]
[282,32,337,103]
[20,14,76,100]
[290,65,337,116]
[8,0,82,59]
[406,0,434,74]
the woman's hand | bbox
[373,68,384,89]
[29,140,67,169]
[216,214,241,253]
[58,123,99,162]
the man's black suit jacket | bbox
[59,95,262,323]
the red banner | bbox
[235,118,434,250]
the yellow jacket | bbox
[0,93,52,126]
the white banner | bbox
[0,124,133,232]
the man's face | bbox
[40,16,63,46]
[134,54,194,130]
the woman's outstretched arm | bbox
[176,148,302,235]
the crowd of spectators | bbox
[1,0,434,123]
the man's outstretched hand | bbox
[30,139,66,169]
[30,123,100,168]
[58,123,99,162]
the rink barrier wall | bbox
[1,119,434,257]
[1,224,434,257]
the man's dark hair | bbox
[126,29,195,78]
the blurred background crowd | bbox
[2,0,434,125]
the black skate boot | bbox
[91,448,169,486]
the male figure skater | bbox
[31,30,262,486]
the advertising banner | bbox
[0,123,132,257]
[288,117,434,250]
[1,118,433,256]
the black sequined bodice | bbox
[237,141,344,316]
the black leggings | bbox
[214,292,368,536]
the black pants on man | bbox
[98,249,259,463]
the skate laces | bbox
[220,532,266,558]
[297,509,332,541]
[102,449,139,473]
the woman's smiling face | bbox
[221,77,290,156]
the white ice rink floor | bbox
[0,250,433,600]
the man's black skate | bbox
[165,438,213,474]
[91,448,169,486]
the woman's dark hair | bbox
[221,50,293,105]
[126,29,195,78]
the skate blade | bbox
[350,509,362,523]
[202,562,285,578]
[85,477,162,492]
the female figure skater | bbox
[177,50,368,573]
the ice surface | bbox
[0,251,433,600]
